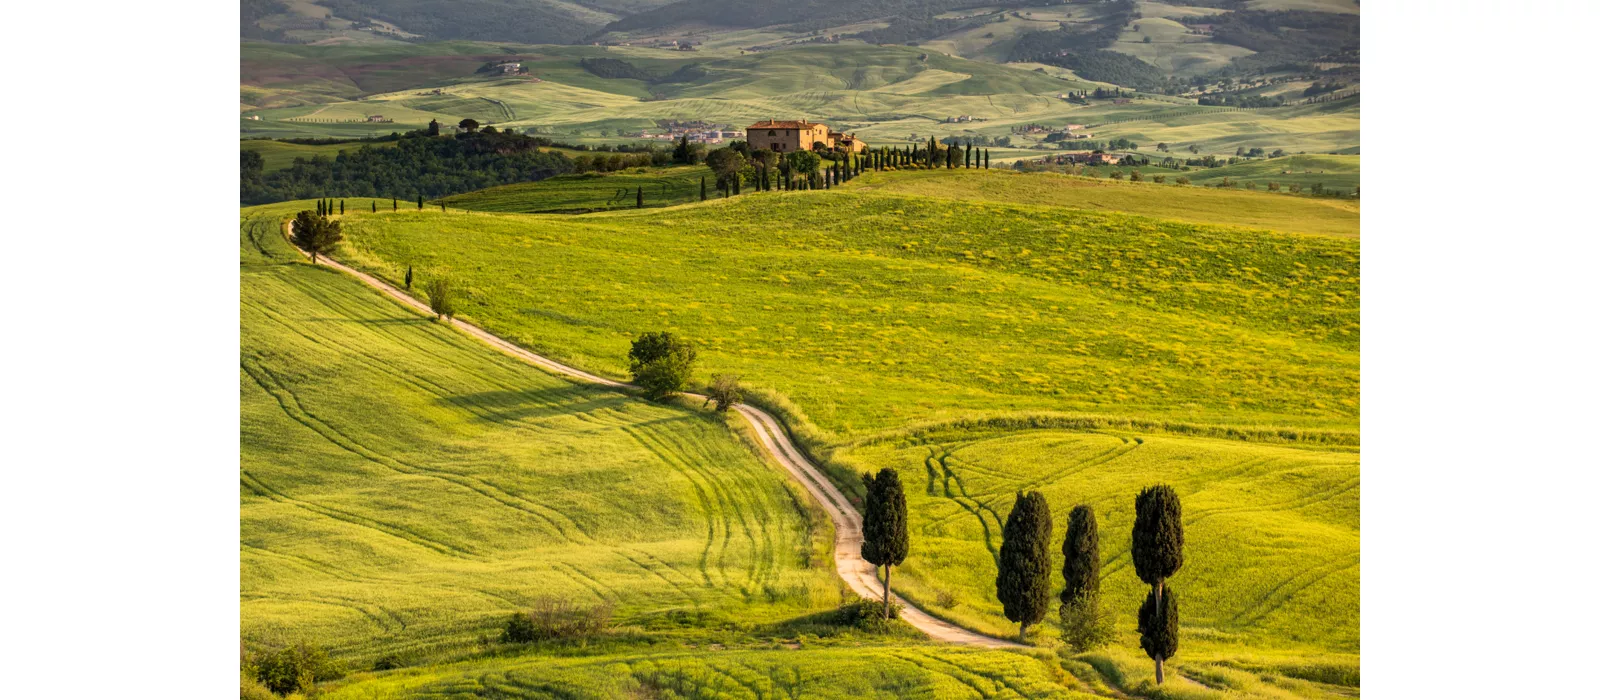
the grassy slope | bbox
[325,185,1360,685]
[241,201,837,665]
[844,168,1359,238]
[334,194,1359,440]
[438,165,708,212]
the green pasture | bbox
[837,427,1359,654]
[241,139,399,172]
[241,202,838,665]
[844,167,1359,238]
[437,166,709,212]
[333,192,1359,443]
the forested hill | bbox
[241,131,572,204]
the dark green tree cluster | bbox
[241,131,571,205]
[860,467,909,619]
[628,332,697,400]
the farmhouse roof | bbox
[748,120,818,129]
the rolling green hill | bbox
[437,165,709,212]
[843,167,1360,238]
[318,179,1360,692]
[241,201,838,664]
[241,138,399,172]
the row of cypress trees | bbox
[862,142,991,171]
[995,485,1185,682]
[859,470,1186,685]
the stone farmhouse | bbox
[746,120,867,153]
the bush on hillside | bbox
[704,374,743,412]
[246,642,344,696]
[501,597,614,643]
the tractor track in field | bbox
[276,215,1023,650]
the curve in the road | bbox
[279,218,1022,649]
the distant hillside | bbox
[604,0,1000,34]
[320,0,612,43]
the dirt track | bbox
[281,218,1022,648]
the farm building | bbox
[746,119,867,153]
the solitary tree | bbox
[371,201,376,213]
[290,210,342,263]
[628,332,696,400]
[1132,485,1184,683]
[339,200,345,215]
[404,266,413,290]
[417,195,424,210]
[860,468,909,619]
[703,374,742,412]
[636,187,644,208]
[458,118,480,133]
[425,277,455,321]
[996,491,1053,639]
[700,176,707,201]
[392,197,397,211]
[427,119,441,136]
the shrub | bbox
[372,654,403,671]
[1152,175,1165,183]
[1129,170,1143,182]
[502,597,615,643]
[1059,593,1117,652]
[1109,171,1125,180]
[248,642,344,696]
[704,374,743,412]
[1175,176,1190,185]
[835,597,902,633]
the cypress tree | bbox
[1138,586,1179,680]
[996,491,1053,640]
[701,177,707,201]
[985,149,990,169]
[733,175,741,195]
[1061,504,1100,606]
[636,187,644,208]
[417,195,423,210]
[860,467,909,619]
[340,200,345,215]
[1132,485,1184,684]
[392,197,397,211]
[966,143,973,168]
[404,266,413,290]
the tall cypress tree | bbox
[984,149,990,169]
[1138,587,1179,680]
[1061,504,1100,607]
[860,468,909,619]
[339,200,345,215]
[417,195,423,210]
[701,176,707,201]
[404,266,413,290]
[636,187,643,208]
[996,491,1053,639]
[1132,485,1184,684]
[392,197,397,211]
[371,201,376,213]
[966,143,973,168]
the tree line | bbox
[241,129,572,205]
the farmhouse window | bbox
[768,130,776,136]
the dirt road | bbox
[281,220,1022,648]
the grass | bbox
[333,191,1359,442]
[314,180,1360,692]
[241,201,839,667]
[241,139,399,172]
[843,167,1360,238]
[838,425,1358,653]
[438,166,710,212]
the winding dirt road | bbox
[281,219,1021,649]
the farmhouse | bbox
[746,119,867,153]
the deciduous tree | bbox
[290,210,342,263]
[703,374,742,412]
[426,277,455,321]
[628,332,696,400]
[996,491,1053,639]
